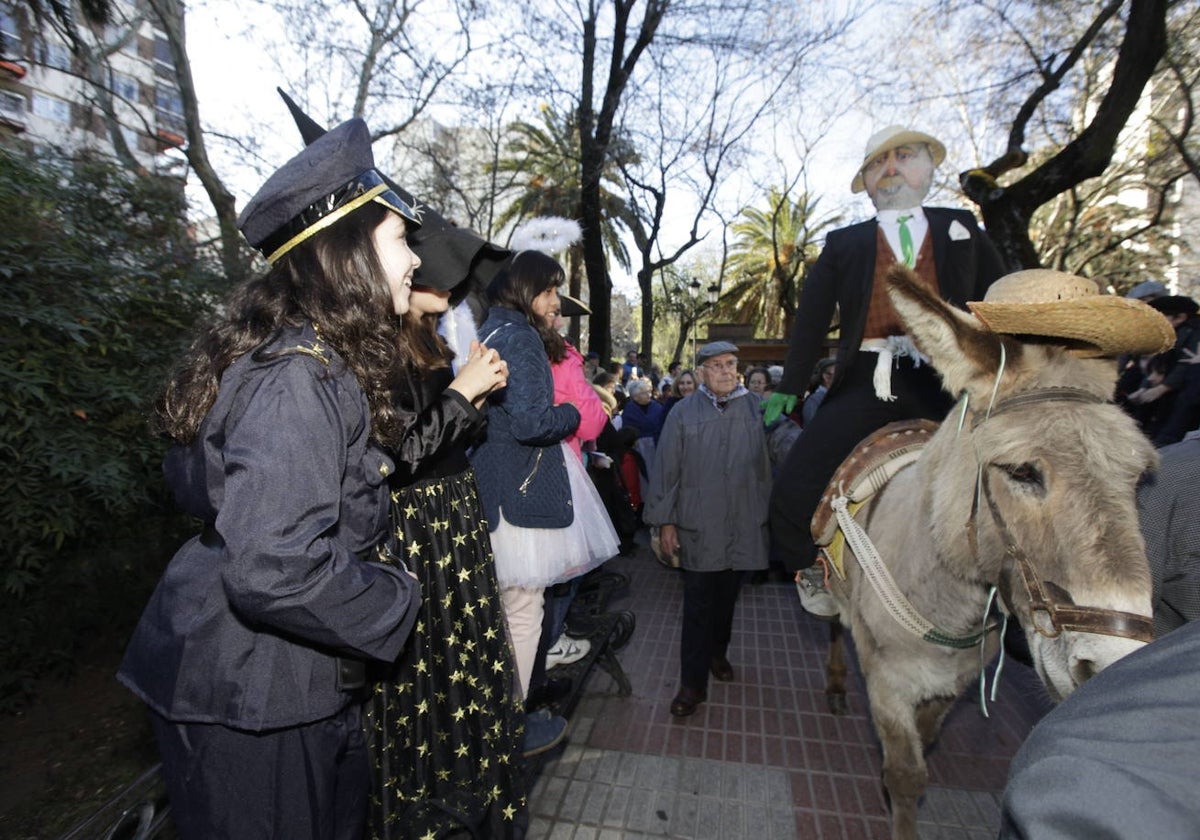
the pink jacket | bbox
[552,342,608,462]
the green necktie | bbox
[897,214,915,268]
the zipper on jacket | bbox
[518,449,544,495]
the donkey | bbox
[819,267,1157,840]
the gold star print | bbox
[437,555,452,569]
[484,627,498,641]
[492,660,505,673]
[455,744,470,758]
[450,498,461,510]
[479,756,490,771]
[462,603,476,618]
[442,593,453,609]
[417,743,429,757]
[491,785,502,799]
[453,707,466,722]
[446,633,458,647]
[436,769,451,782]
[453,620,464,634]
[416,699,429,714]
[451,669,465,683]
[435,691,447,703]
[420,831,436,840]
[464,639,476,652]
[434,518,450,532]
[457,568,472,583]
[406,541,423,558]
[404,503,419,519]
[416,660,428,673]
[452,533,467,547]
[503,804,516,821]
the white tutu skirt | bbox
[490,443,620,589]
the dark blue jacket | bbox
[470,306,581,529]
[118,323,419,730]
[620,398,667,443]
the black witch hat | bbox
[277,88,510,302]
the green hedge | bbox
[0,146,225,709]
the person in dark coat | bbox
[470,252,612,704]
[366,277,528,837]
[1127,295,1200,445]
[643,341,771,718]
[118,118,425,840]
[764,124,1003,618]
[620,378,667,476]
[999,619,1200,839]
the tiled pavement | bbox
[528,549,1054,839]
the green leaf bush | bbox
[0,146,225,709]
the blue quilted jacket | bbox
[470,306,581,529]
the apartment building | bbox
[0,0,186,177]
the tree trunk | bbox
[970,0,1169,272]
[638,266,654,362]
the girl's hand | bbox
[448,341,508,405]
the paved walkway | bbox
[528,549,1053,839]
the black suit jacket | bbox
[778,206,1003,398]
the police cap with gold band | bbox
[276,89,510,300]
[237,117,422,264]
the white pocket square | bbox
[948,220,971,241]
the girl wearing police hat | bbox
[118,117,507,839]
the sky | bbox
[182,0,903,302]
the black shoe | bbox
[669,686,706,717]
[709,656,734,682]
[525,676,573,711]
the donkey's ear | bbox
[886,266,1020,400]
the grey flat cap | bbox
[696,340,739,363]
[1126,280,1167,300]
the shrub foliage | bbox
[0,147,223,708]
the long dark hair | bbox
[486,250,566,362]
[399,308,453,372]
[156,202,408,445]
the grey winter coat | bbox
[643,389,770,572]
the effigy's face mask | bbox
[862,144,935,211]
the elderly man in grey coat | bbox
[644,341,772,717]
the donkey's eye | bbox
[1001,462,1044,488]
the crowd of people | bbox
[112,99,1200,840]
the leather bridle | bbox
[967,387,1155,644]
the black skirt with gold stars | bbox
[366,469,526,839]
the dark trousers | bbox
[769,353,953,571]
[151,704,367,840]
[680,568,742,692]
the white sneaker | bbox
[546,634,592,669]
[796,565,839,620]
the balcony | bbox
[155,107,186,149]
[0,58,24,79]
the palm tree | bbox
[720,187,841,338]
[494,107,631,343]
